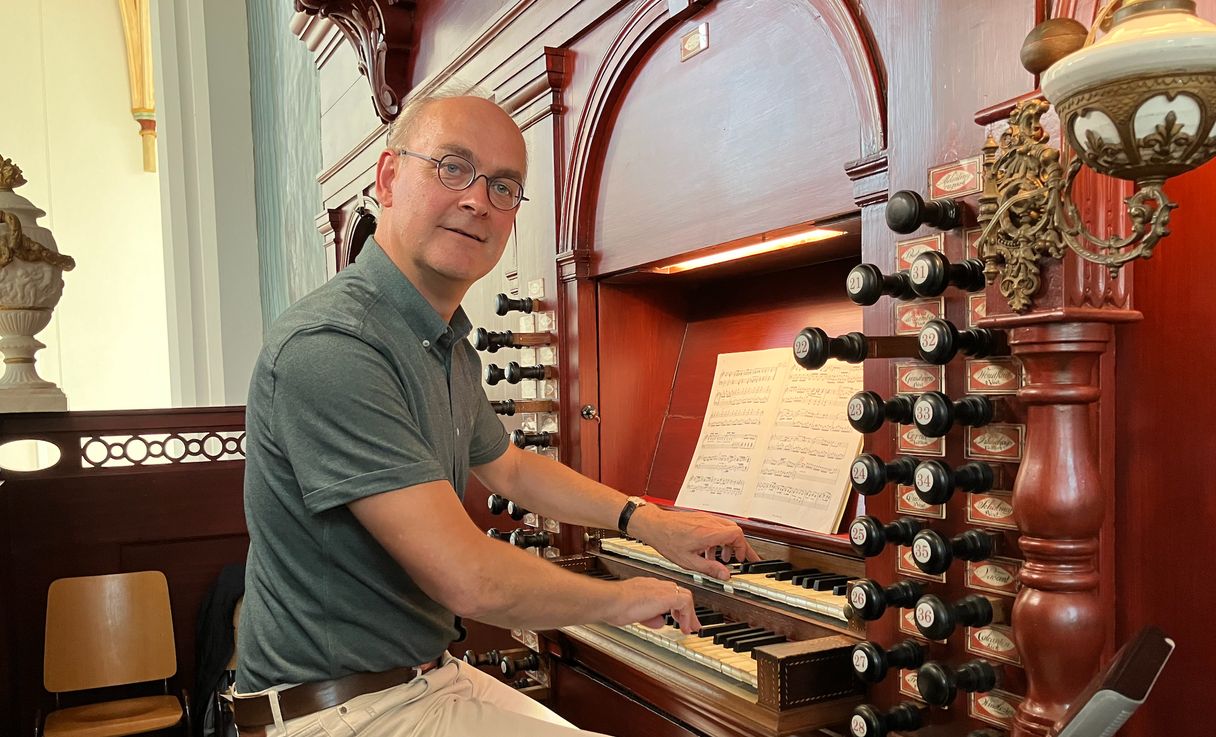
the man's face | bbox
[375,97,527,291]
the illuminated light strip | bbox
[652,228,847,273]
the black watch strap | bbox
[617,497,646,537]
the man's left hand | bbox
[627,504,761,580]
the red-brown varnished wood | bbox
[1115,156,1216,737]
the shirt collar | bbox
[359,237,473,350]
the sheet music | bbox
[675,348,862,533]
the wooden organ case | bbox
[294,1,1216,736]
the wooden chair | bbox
[39,571,187,737]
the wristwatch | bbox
[617,495,648,537]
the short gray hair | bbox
[385,84,499,151]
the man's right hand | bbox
[604,577,701,634]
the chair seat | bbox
[44,695,182,737]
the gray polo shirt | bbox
[237,238,510,691]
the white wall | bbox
[0,0,171,410]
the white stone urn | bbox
[0,155,75,411]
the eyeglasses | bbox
[397,149,527,211]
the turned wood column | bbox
[1008,321,1111,737]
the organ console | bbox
[884,190,964,234]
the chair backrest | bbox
[44,570,177,693]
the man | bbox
[235,93,757,736]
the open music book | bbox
[675,347,863,534]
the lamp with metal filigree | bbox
[976,0,1216,312]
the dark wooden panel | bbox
[1116,159,1216,737]
[550,660,700,737]
[591,2,863,275]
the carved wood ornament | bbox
[294,0,418,123]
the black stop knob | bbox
[912,391,994,437]
[485,364,507,386]
[462,649,501,667]
[847,579,924,621]
[793,328,868,370]
[486,528,511,541]
[918,319,1007,365]
[851,454,918,496]
[487,494,509,515]
[512,429,556,449]
[474,328,513,353]
[506,500,529,521]
[886,190,963,234]
[848,391,915,433]
[506,362,549,384]
[490,399,517,416]
[848,516,924,557]
[495,293,535,315]
[908,250,986,297]
[917,659,1000,707]
[849,702,926,737]
[846,263,917,305]
[913,459,995,505]
[914,594,995,641]
[510,529,553,549]
[851,639,927,683]
[500,652,540,677]
[910,528,996,575]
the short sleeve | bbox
[468,383,510,466]
[270,328,448,513]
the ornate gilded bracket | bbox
[294,0,418,123]
[975,98,1177,312]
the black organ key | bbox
[506,361,555,384]
[715,627,767,646]
[512,430,557,449]
[913,459,995,505]
[885,189,964,233]
[810,575,853,592]
[848,390,915,433]
[851,454,918,496]
[849,701,927,737]
[851,639,927,683]
[918,318,1009,365]
[485,364,507,386]
[911,528,998,575]
[912,391,998,437]
[849,515,925,557]
[772,567,820,581]
[914,593,1002,641]
[846,263,917,306]
[740,559,792,574]
[495,293,536,315]
[698,622,750,638]
[908,250,986,297]
[793,327,921,371]
[733,633,786,652]
[847,579,924,621]
[917,658,1001,707]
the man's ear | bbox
[374,150,398,208]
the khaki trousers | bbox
[258,653,611,737]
